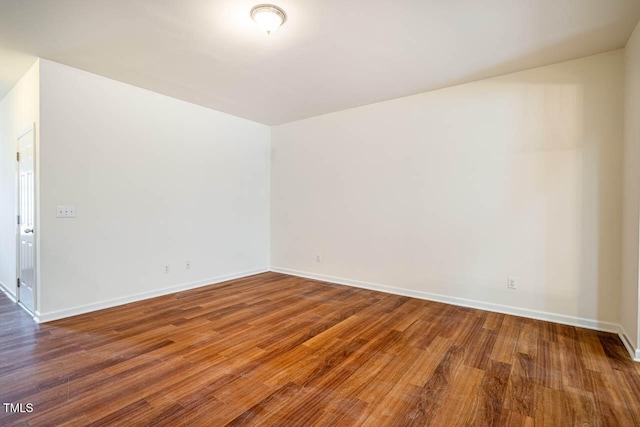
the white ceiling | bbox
[0,0,639,125]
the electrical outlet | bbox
[186,261,191,270]
[164,264,170,274]
[316,254,321,263]
[507,276,516,289]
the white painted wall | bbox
[37,59,270,320]
[0,47,632,347]
[272,51,624,327]
[622,20,640,354]
[0,60,39,298]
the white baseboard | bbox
[271,266,640,361]
[0,280,17,303]
[35,267,269,323]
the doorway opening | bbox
[16,124,36,315]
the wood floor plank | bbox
[577,327,614,375]
[564,386,598,427]
[490,315,521,364]
[225,381,303,426]
[406,337,453,387]
[504,352,534,418]
[428,364,484,427]
[535,339,563,390]
[371,344,466,426]
[474,359,512,426]
[588,369,637,426]
[516,319,538,357]
[612,369,640,425]
[533,385,568,427]
[483,311,505,332]
[0,272,639,426]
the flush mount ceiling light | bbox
[250,4,287,35]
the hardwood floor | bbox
[1,272,639,426]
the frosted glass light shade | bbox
[251,5,286,34]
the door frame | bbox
[15,122,37,317]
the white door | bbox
[17,125,36,314]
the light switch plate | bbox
[56,205,76,218]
